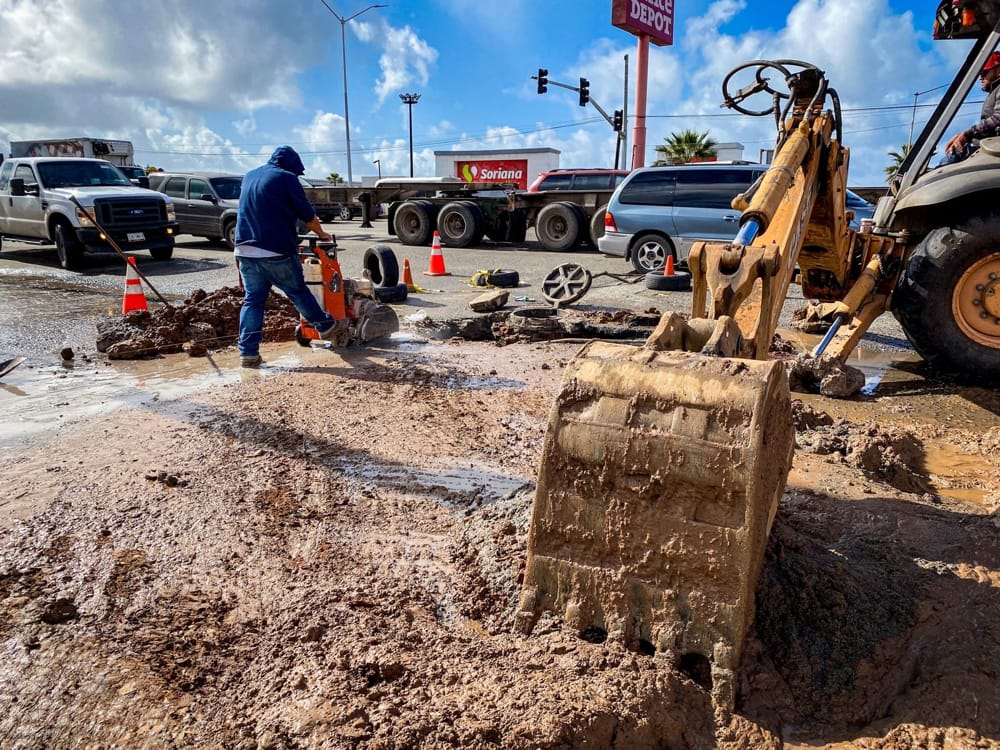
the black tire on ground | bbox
[487,269,520,287]
[645,269,692,291]
[374,282,408,304]
[339,205,353,221]
[54,222,85,270]
[294,324,311,347]
[225,220,237,250]
[892,216,1000,381]
[437,202,483,247]
[393,200,435,245]
[149,245,174,261]
[590,204,608,246]
[629,233,674,274]
[363,244,400,287]
[535,201,584,251]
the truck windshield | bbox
[37,161,132,188]
[210,177,242,200]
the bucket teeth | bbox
[516,341,794,711]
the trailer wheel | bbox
[54,221,85,270]
[438,202,483,247]
[459,201,487,245]
[363,244,400,287]
[393,200,435,245]
[893,216,1000,381]
[590,204,608,246]
[508,209,527,243]
[629,233,674,274]
[536,201,584,251]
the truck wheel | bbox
[339,205,353,221]
[149,245,174,261]
[629,233,674,274]
[893,217,1000,381]
[393,200,434,245]
[536,201,584,251]
[508,209,527,243]
[590,204,608,246]
[225,220,237,250]
[54,222,84,270]
[459,201,486,245]
[438,202,483,247]
[363,244,400,287]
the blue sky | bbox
[0,0,981,186]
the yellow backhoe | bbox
[516,0,1000,711]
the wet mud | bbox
[1,339,999,748]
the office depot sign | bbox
[612,0,674,46]
[456,160,527,189]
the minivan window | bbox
[619,171,676,206]
[673,169,758,210]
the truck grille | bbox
[93,197,165,229]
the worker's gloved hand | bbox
[945,132,968,154]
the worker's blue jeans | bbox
[236,255,334,357]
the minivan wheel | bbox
[630,233,673,274]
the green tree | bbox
[326,172,343,184]
[884,143,911,183]
[652,130,717,165]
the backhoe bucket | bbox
[515,341,794,709]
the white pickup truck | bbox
[0,157,179,270]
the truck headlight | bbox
[166,204,176,222]
[76,207,95,227]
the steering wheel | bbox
[721,59,822,116]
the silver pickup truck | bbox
[0,157,179,270]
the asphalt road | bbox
[0,217,913,363]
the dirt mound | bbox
[94,286,299,359]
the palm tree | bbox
[884,143,910,182]
[326,172,343,185]
[653,130,717,165]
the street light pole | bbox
[908,83,948,147]
[373,159,381,179]
[399,92,420,177]
[321,3,387,187]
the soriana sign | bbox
[456,159,528,190]
[612,0,674,46]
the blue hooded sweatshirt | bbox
[235,145,316,257]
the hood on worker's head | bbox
[268,145,306,176]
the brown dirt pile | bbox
[1,342,998,748]
[94,286,299,359]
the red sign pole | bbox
[632,33,650,169]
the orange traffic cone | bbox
[122,256,149,313]
[424,231,451,276]
[663,255,675,276]
[402,258,416,290]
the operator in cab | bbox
[942,51,1000,164]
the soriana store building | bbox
[433,148,560,190]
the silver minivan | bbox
[598,163,767,273]
[598,163,875,273]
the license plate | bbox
[127,232,145,242]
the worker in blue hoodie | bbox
[234,145,338,367]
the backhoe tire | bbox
[630,233,674,274]
[54,222,85,270]
[892,216,1000,381]
[536,202,584,251]
[438,201,484,247]
[363,244,400,287]
[393,200,435,246]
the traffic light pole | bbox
[532,71,626,169]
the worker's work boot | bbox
[240,354,263,368]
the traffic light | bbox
[536,68,548,95]
[612,110,623,132]
[578,77,590,107]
